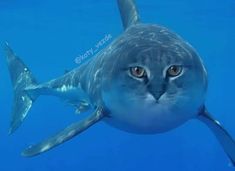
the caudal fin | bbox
[198,107,235,166]
[4,43,38,134]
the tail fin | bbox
[4,43,38,134]
[198,107,235,166]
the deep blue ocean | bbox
[1,0,235,170]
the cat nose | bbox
[147,86,166,102]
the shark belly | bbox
[104,107,194,134]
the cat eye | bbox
[167,65,182,77]
[129,66,146,79]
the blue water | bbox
[1,0,235,170]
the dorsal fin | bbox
[117,0,140,30]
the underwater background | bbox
[0,0,235,170]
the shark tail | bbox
[4,43,39,134]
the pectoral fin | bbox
[198,107,235,166]
[22,107,105,157]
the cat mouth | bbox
[144,91,166,106]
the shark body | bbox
[4,0,235,166]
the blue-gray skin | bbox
[4,0,235,166]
